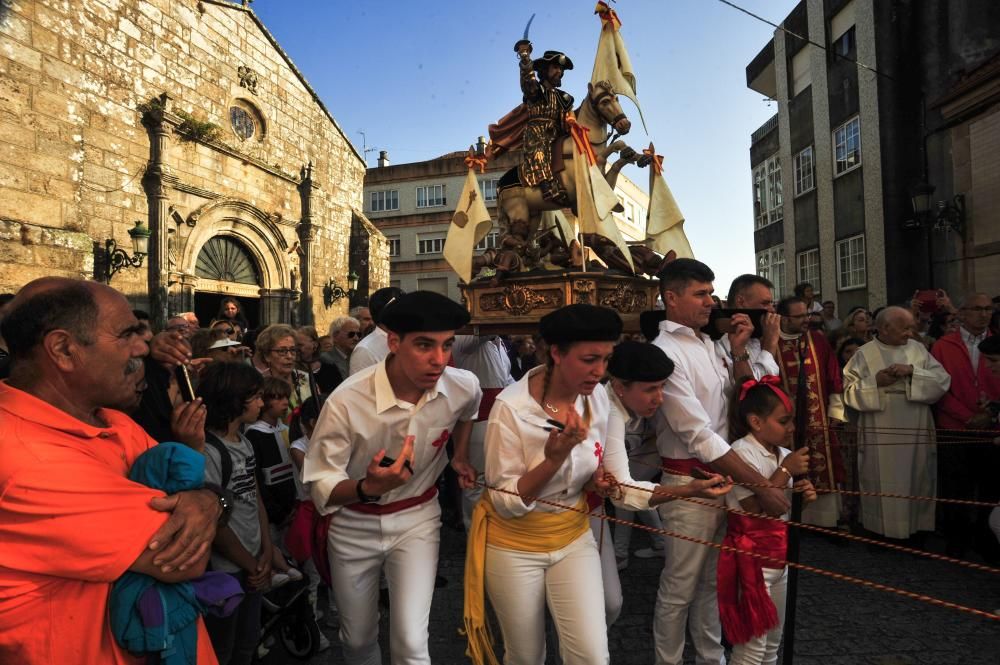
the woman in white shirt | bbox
[463,306,729,665]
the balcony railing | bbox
[751,113,779,144]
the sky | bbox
[252,0,798,292]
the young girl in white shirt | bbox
[721,376,816,665]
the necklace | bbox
[544,401,560,414]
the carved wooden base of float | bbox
[459,272,659,335]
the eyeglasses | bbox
[270,347,297,356]
[961,306,992,313]
[346,331,361,338]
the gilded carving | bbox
[480,284,563,316]
[598,283,647,313]
[573,279,596,304]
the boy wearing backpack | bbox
[197,362,270,665]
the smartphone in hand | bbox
[175,364,196,403]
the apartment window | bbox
[387,236,400,257]
[836,234,866,290]
[796,248,820,293]
[756,246,786,298]
[481,179,498,202]
[833,117,861,175]
[475,231,499,251]
[417,276,448,295]
[833,26,855,58]
[417,234,446,255]
[794,146,815,195]
[370,190,399,212]
[416,184,445,208]
[752,154,783,229]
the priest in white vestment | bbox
[843,306,951,539]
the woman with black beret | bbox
[463,305,729,664]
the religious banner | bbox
[591,1,647,132]
[568,112,635,273]
[645,143,694,258]
[444,157,493,283]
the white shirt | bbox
[960,326,986,370]
[716,335,780,381]
[348,326,390,376]
[651,319,734,463]
[606,392,664,510]
[304,359,482,515]
[726,434,792,520]
[485,366,610,518]
[452,335,514,390]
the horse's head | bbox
[587,80,630,135]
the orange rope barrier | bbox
[624,455,1000,509]
[475,481,1000,622]
[612,479,1000,575]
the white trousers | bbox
[653,473,727,665]
[485,529,609,665]
[728,567,788,665]
[326,499,441,665]
[612,454,666,558]
[590,514,622,626]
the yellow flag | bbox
[646,159,694,259]
[573,137,635,273]
[444,169,493,283]
[591,10,647,133]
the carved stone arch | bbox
[180,200,292,293]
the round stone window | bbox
[230,106,255,141]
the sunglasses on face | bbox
[345,331,361,339]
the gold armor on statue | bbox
[517,46,574,205]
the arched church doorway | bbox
[194,236,262,330]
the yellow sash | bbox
[463,494,589,665]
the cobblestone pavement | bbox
[263,520,999,665]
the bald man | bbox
[843,306,951,540]
[0,278,222,664]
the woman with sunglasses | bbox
[254,324,313,416]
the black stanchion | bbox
[782,338,809,665]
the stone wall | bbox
[0,0,377,332]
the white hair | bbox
[329,315,359,336]
[874,305,911,330]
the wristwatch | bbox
[356,478,381,504]
[731,350,750,362]
[203,482,233,527]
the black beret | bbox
[639,309,667,341]
[608,341,675,382]
[979,335,1000,356]
[379,291,470,334]
[539,304,622,345]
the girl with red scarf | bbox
[719,377,817,665]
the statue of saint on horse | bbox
[477,39,664,281]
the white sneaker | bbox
[270,572,291,588]
[634,547,665,559]
[317,632,331,652]
[256,643,270,659]
[286,567,303,582]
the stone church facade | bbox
[0,0,388,331]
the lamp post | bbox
[323,270,360,308]
[105,220,152,282]
[904,182,966,286]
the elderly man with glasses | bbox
[321,316,361,380]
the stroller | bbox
[257,576,322,660]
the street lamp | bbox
[105,220,152,282]
[323,270,360,307]
[905,181,966,235]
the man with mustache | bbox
[0,277,223,664]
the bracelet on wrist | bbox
[731,350,750,362]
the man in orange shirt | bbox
[0,277,222,664]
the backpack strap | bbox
[204,432,234,488]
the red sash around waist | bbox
[661,456,714,478]
[477,388,502,422]
[345,484,439,515]
[718,512,787,645]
